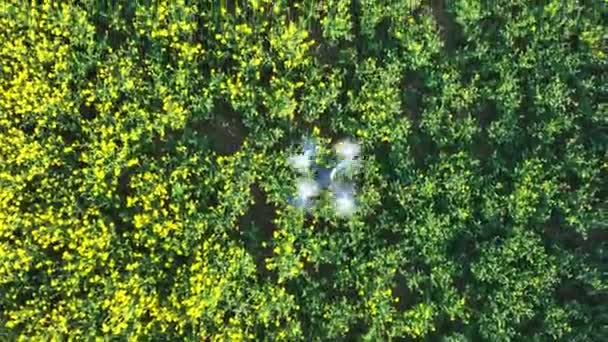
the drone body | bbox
[288,138,361,216]
[312,163,333,189]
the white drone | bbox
[288,138,361,216]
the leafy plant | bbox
[0,0,606,340]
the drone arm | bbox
[330,160,348,181]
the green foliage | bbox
[1,0,606,340]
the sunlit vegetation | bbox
[1,0,606,340]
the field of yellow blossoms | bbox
[1,0,606,340]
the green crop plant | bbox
[0,0,606,341]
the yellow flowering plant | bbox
[1,0,606,341]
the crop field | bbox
[0,0,606,340]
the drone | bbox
[288,138,361,216]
